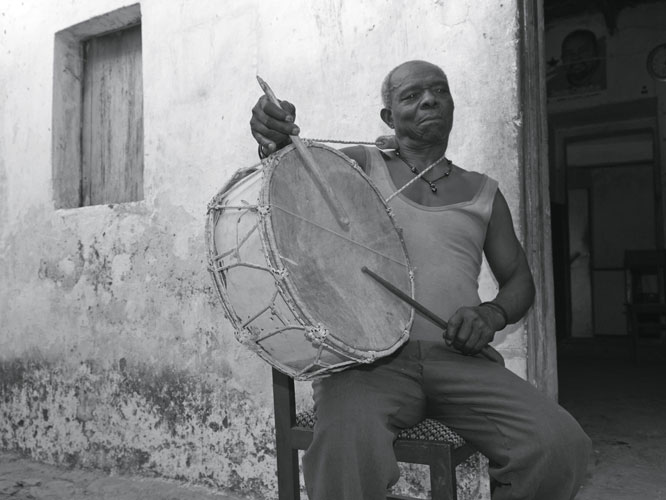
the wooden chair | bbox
[624,250,666,360]
[272,368,478,500]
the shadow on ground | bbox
[558,353,666,500]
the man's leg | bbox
[302,348,425,500]
[421,342,591,500]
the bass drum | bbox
[206,142,413,380]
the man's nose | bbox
[420,89,438,107]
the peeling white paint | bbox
[1,1,524,499]
[111,254,132,284]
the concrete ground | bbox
[1,352,665,500]
[558,353,666,500]
[0,450,244,500]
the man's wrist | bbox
[480,301,509,330]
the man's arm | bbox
[483,190,536,323]
[445,189,535,355]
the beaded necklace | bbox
[395,150,452,193]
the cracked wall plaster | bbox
[1,1,522,498]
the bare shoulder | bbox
[451,165,485,182]
[448,164,488,196]
[340,145,368,171]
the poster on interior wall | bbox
[546,29,607,100]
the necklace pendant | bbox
[430,184,438,193]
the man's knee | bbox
[544,408,591,466]
[561,421,592,478]
[519,407,592,498]
[314,400,391,447]
[304,389,400,495]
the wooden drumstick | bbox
[256,76,350,230]
[361,266,505,365]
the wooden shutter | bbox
[81,24,143,206]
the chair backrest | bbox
[625,249,666,304]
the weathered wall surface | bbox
[0,1,523,498]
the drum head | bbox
[264,144,412,356]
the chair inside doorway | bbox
[624,249,666,360]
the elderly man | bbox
[250,60,591,500]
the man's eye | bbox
[403,92,419,100]
[435,87,448,94]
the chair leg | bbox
[275,446,300,500]
[429,448,456,500]
[272,368,301,500]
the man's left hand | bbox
[443,305,504,355]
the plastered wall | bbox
[0,1,524,498]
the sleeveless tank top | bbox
[364,147,499,341]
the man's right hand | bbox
[250,96,299,156]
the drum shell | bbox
[207,143,414,380]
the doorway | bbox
[538,3,666,495]
[518,0,666,392]
[549,105,662,343]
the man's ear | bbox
[380,108,394,129]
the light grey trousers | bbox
[302,341,591,500]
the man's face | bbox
[381,62,454,148]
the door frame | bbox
[518,0,666,398]
[518,0,559,398]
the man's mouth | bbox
[419,116,445,125]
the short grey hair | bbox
[380,60,447,109]
[381,66,400,109]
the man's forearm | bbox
[490,269,535,326]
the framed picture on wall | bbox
[546,29,607,100]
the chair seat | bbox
[295,410,467,449]
[273,368,478,499]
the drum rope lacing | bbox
[207,147,413,381]
[384,153,448,203]
[307,138,377,145]
[303,137,449,204]
[213,140,431,273]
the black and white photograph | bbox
[1,1,665,499]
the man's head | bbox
[380,60,454,150]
